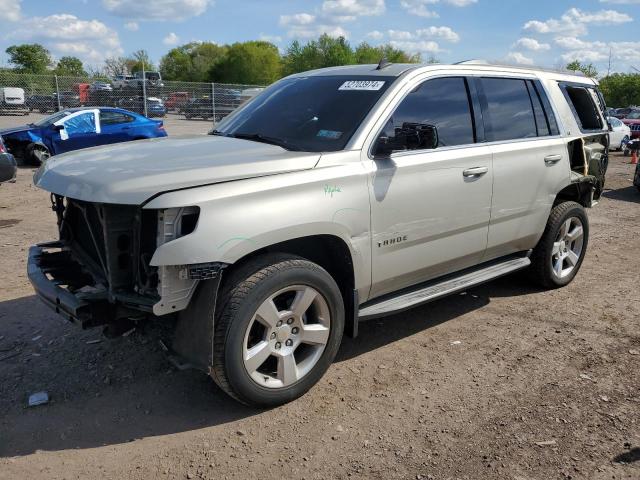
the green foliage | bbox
[129,50,155,73]
[5,43,52,74]
[160,42,227,82]
[566,60,598,78]
[354,42,422,64]
[599,73,640,107]
[210,41,281,85]
[54,56,87,77]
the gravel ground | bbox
[0,152,638,480]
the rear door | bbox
[368,76,494,298]
[475,76,569,260]
[99,110,137,145]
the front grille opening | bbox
[118,253,131,270]
[117,234,130,251]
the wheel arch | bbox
[554,177,596,208]
[220,234,358,338]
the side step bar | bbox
[358,255,531,321]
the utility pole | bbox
[606,48,612,77]
[142,63,148,118]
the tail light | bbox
[0,140,5,153]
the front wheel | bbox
[210,254,344,407]
[27,144,51,166]
[529,201,589,288]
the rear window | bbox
[560,83,603,131]
[480,78,537,141]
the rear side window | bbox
[380,76,475,149]
[560,83,603,131]
[101,111,135,125]
[479,78,537,141]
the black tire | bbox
[529,201,589,289]
[210,253,344,407]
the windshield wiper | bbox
[229,133,302,151]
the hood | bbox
[0,125,37,136]
[622,118,640,125]
[34,135,321,205]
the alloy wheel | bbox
[551,216,584,279]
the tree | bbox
[160,42,227,82]
[354,42,422,64]
[54,56,87,77]
[5,43,52,74]
[103,56,131,77]
[566,60,598,78]
[599,73,640,107]
[210,41,281,84]
[129,50,155,73]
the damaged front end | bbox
[28,195,224,332]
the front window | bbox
[64,112,97,136]
[213,75,395,152]
[627,111,640,120]
[33,111,72,127]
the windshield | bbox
[626,111,640,119]
[212,75,395,152]
[33,110,72,127]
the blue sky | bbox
[1,0,639,75]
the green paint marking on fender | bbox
[324,185,342,197]
[217,236,257,250]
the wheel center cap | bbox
[276,325,291,342]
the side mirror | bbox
[374,123,438,156]
[53,124,64,132]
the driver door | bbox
[368,76,493,298]
[52,110,101,154]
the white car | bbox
[608,116,630,150]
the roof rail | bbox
[454,59,586,77]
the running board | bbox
[359,255,531,320]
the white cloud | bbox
[7,14,123,65]
[279,13,316,26]
[259,33,283,44]
[321,0,385,17]
[513,37,550,51]
[163,32,180,45]
[417,26,459,42]
[505,52,534,65]
[388,27,459,43]
[366,30,384,40]
[555,36,640,64]
[599,0,640,4]
[400,0,439,18]
[102,0,211,21]
[0,0,21,22]
[124,21,139,31]
[400,0,476,17]
[389,40,441,54]
[524,8,632,37]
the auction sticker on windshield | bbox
[339,80,386,91]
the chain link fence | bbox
[0,71,265,125]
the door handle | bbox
[544,154,562,165]
[462,166,489,177]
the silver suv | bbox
[29,62,609,406]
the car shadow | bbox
[0,274,540,457]
[613,447,640,464]
[602,185,640,204]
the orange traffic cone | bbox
[632,150,638,165]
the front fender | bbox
[144,157,372,292]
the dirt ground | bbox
[0,153,638,480]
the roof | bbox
[290,62,595,85]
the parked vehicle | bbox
[117,97,166,117]
[0,107,167,165]
[0,135,17,184]
[165,92,190,112]
[28,63,608,407]
[0,87,28,115]
[612,106,637,119]
[183,98,214,119]
[129,71,164,88]
[112,74,136,90]
[26,94,56,113]
[621,110,640,141]
[55,91,82,109]
[608,116,631,150]
[632,140,640,191]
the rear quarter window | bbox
[559,83,604,132]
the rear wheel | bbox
[529,201,589,288]
[620,135,630,151]
[210,254,344,407]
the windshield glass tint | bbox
[214,75,394,152]
[33,111,72,127]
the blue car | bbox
[0,107,168,165]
